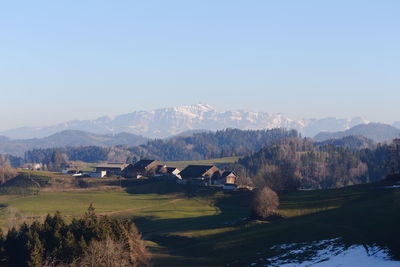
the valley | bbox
[0,170,399,266]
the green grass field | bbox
[1,175,400,266]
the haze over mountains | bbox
[0,104,372,139]
[1,104,399,157]
[314,123,400,143]
[0,131,147,156]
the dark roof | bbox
[95,163,129,170]
[179,165,217,178]
[166,167,179,173]
[133,160,157,169]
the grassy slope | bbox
[150,185,400,266]
[1,176,400,266]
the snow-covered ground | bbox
[249,238,400,266]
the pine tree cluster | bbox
[0,205,150,266]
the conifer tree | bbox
[26,232,43,267]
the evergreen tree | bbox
[26,232,43,267]
[0,207,150,266]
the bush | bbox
[252,187,279,219]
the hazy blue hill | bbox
[168,129,211,138]
[36,130,147,147]
[0,130,147,156]
[314,123,400,143]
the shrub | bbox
[252,187,279,219]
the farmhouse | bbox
[220,171,237,184]
[122,159,160,178]
[204,170,237,186]
[179,165,220,185]
[95,163,129,177]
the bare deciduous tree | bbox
[124,226,151,267]
[79,237,130,267]
[0,164,17,184]
[252,187,279,219]
[79,230,151,267]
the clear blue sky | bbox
[0,0,399,130]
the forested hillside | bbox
[129,128,299,161]
[24,128,299,163]
[16,129,396,190]
[315,135,375,150]
[239,137,390,190]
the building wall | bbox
[226,175,236,184]
[95,167,122,176]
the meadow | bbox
[1,169,400,266]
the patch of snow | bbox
[250,239,400,267]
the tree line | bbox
[23,129,299,167]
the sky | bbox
[0,0,399,130]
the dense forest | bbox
[315,135,376,150]
[239,137,390,191]
[129,128,299,161]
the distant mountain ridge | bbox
[315,135,376,150]
[0,104,372,139]
[0,130,147,156]
[313,123,400,143]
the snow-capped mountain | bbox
[0,104,371,139]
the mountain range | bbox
[0,104,372,139]
[0,104,399,157]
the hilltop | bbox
[314,123,400,143]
